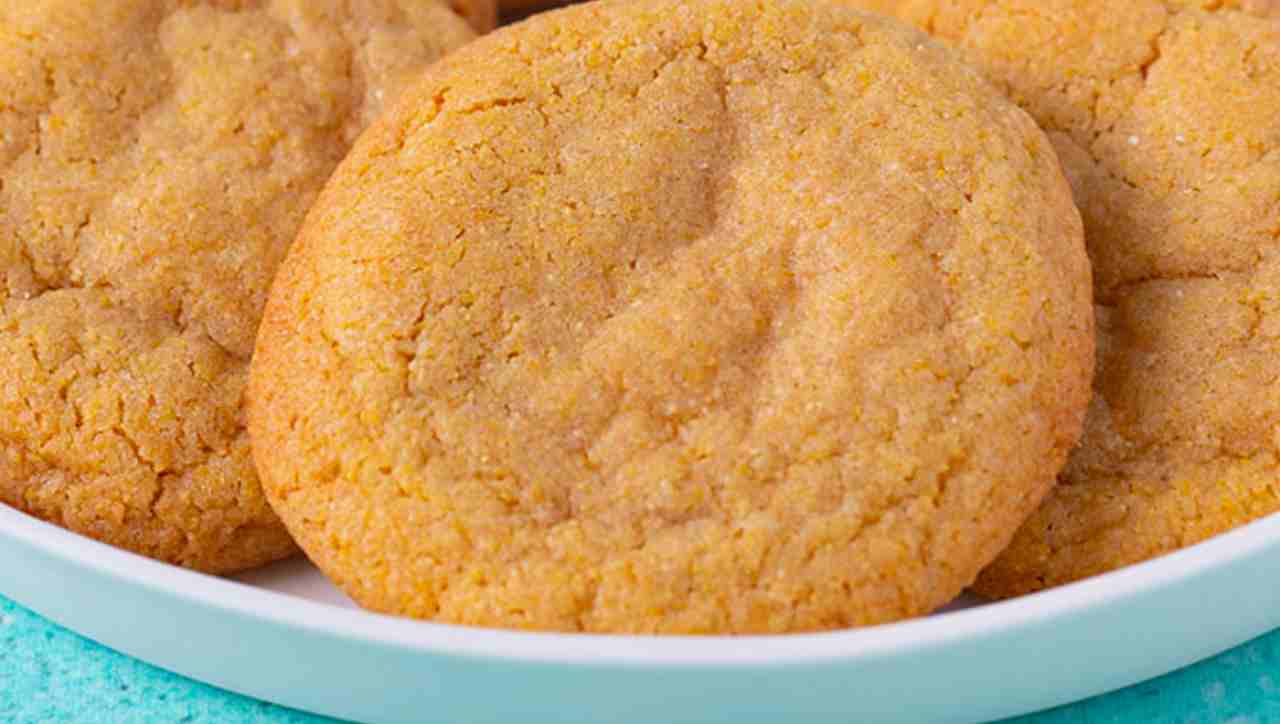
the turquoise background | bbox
[2,593,1278,724]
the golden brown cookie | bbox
[249,0,1093,633]
[0,0,479,574]
[844,0,1280,596]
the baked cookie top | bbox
[250,0,1093,633]
[849,0,1280,595]
[0,0,477,574]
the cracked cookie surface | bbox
[847,0,1280,596]
[249,0,1093,633]
[0,0,477,574]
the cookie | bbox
[249,0,1093,633]
[498,0,553,9]
[0,0,480,574]
[845,0,1280,596]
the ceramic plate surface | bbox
[2,503,1279,724]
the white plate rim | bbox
[3,500,1278,666]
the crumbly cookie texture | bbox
[250,0,1092,633]
[0,0,477,574]
[848,0,1280,596]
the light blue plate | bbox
[2,503,1278,724]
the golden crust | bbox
[250,0,1092,632]
[845,0,1280,596]
[0,0,477,574]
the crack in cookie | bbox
[0,0,482,573]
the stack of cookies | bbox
[1,0,1275,634]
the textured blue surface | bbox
[0,596,331,724]
[2,593,1279,724]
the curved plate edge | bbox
[2,505,1279,724]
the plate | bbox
[2,502,1279,724]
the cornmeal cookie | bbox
[249,0,1093,633]
[0,0,479,574]
[846,0,1280,596]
